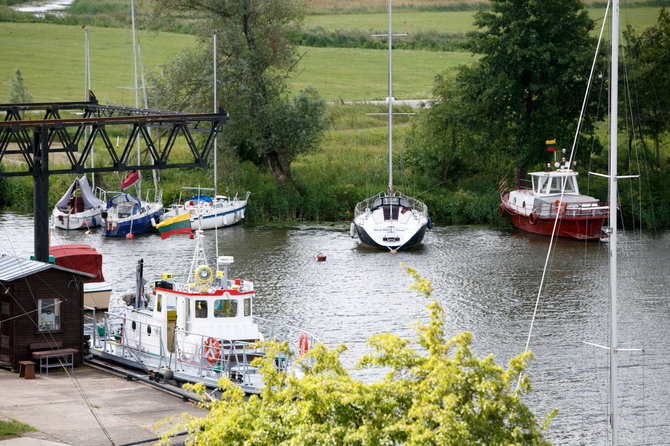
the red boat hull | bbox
[504,207,606,240]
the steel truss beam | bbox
[0,93,228,177]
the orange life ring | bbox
[529,212,537,225]
[554,199,566,216]
[298,332,309,356]
[204,337,221,364]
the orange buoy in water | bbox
[317,254,326,261]
[85,230,92,235]
[126,233,134,239]
[190,233,194,239]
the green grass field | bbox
[0,22,196,105]
[0,22,469,104]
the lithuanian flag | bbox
[156,212,192,239]
[545,139,556,152]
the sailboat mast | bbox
[213,30,218,198]
[386,0,393,196]
[609,0,619,444]
[131,0,141,199]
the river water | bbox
[1,211,668,444]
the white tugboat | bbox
[86,230,317,393]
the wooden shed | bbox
[0,255,93,372]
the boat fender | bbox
[529,212,538,225]
[298,332,309,356]
[163,368,174,380]
[349,222,356,238]
[427,217,433,230]
[204,337,221,364]
[554,199,566,216]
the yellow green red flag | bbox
[156,212,191,239]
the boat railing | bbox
[91,311,169,370]
[173,329,264,382]
[145,188,162,204]
[354,191,428,219]
[255,316,320,366]
[531,200,609,218]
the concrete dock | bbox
[0,365,207,445]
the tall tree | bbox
[150,0,328,184]
[466,0,601,184]
[625,8,670,172]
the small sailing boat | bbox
[102,171,164,237]
[161,188,250,231]
[350,0,431,250]
[51,176,105,230]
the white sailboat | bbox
[350,0,431,250]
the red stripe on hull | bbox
[507,212,605,240]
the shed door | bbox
[0,294,12,364]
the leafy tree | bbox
[159,266,554,445]
[625,7,670,172]
[150,0,329,185]
[8,69,32,103]
[465,0,602,185]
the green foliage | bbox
[465,0,604,180]
[8,68,32,103]
[159,268,553,445]
[0,418,35,439]
[296,27,467,51]
[150,0,329,185]
[624,8,670,171]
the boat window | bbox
[156,294,162,312]
[244,298,251,317]
[37,298,61,332]
[214,299,237,318]
[167,295,177,311]
[195,300,208,318]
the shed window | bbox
[214,299,237,318]
[38,298,61,332]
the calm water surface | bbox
[1,212,668,444]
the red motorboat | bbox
[500,155,608,240]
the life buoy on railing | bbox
[529,212,538,225]
[204,337,220,364]
[298,332,309,356]
[554,199,566,216]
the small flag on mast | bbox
[545,139,556,152]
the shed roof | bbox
[0,255,95,282]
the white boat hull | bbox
[51,206,103,230]
[352,192,430,249]
[161,193,249,230]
